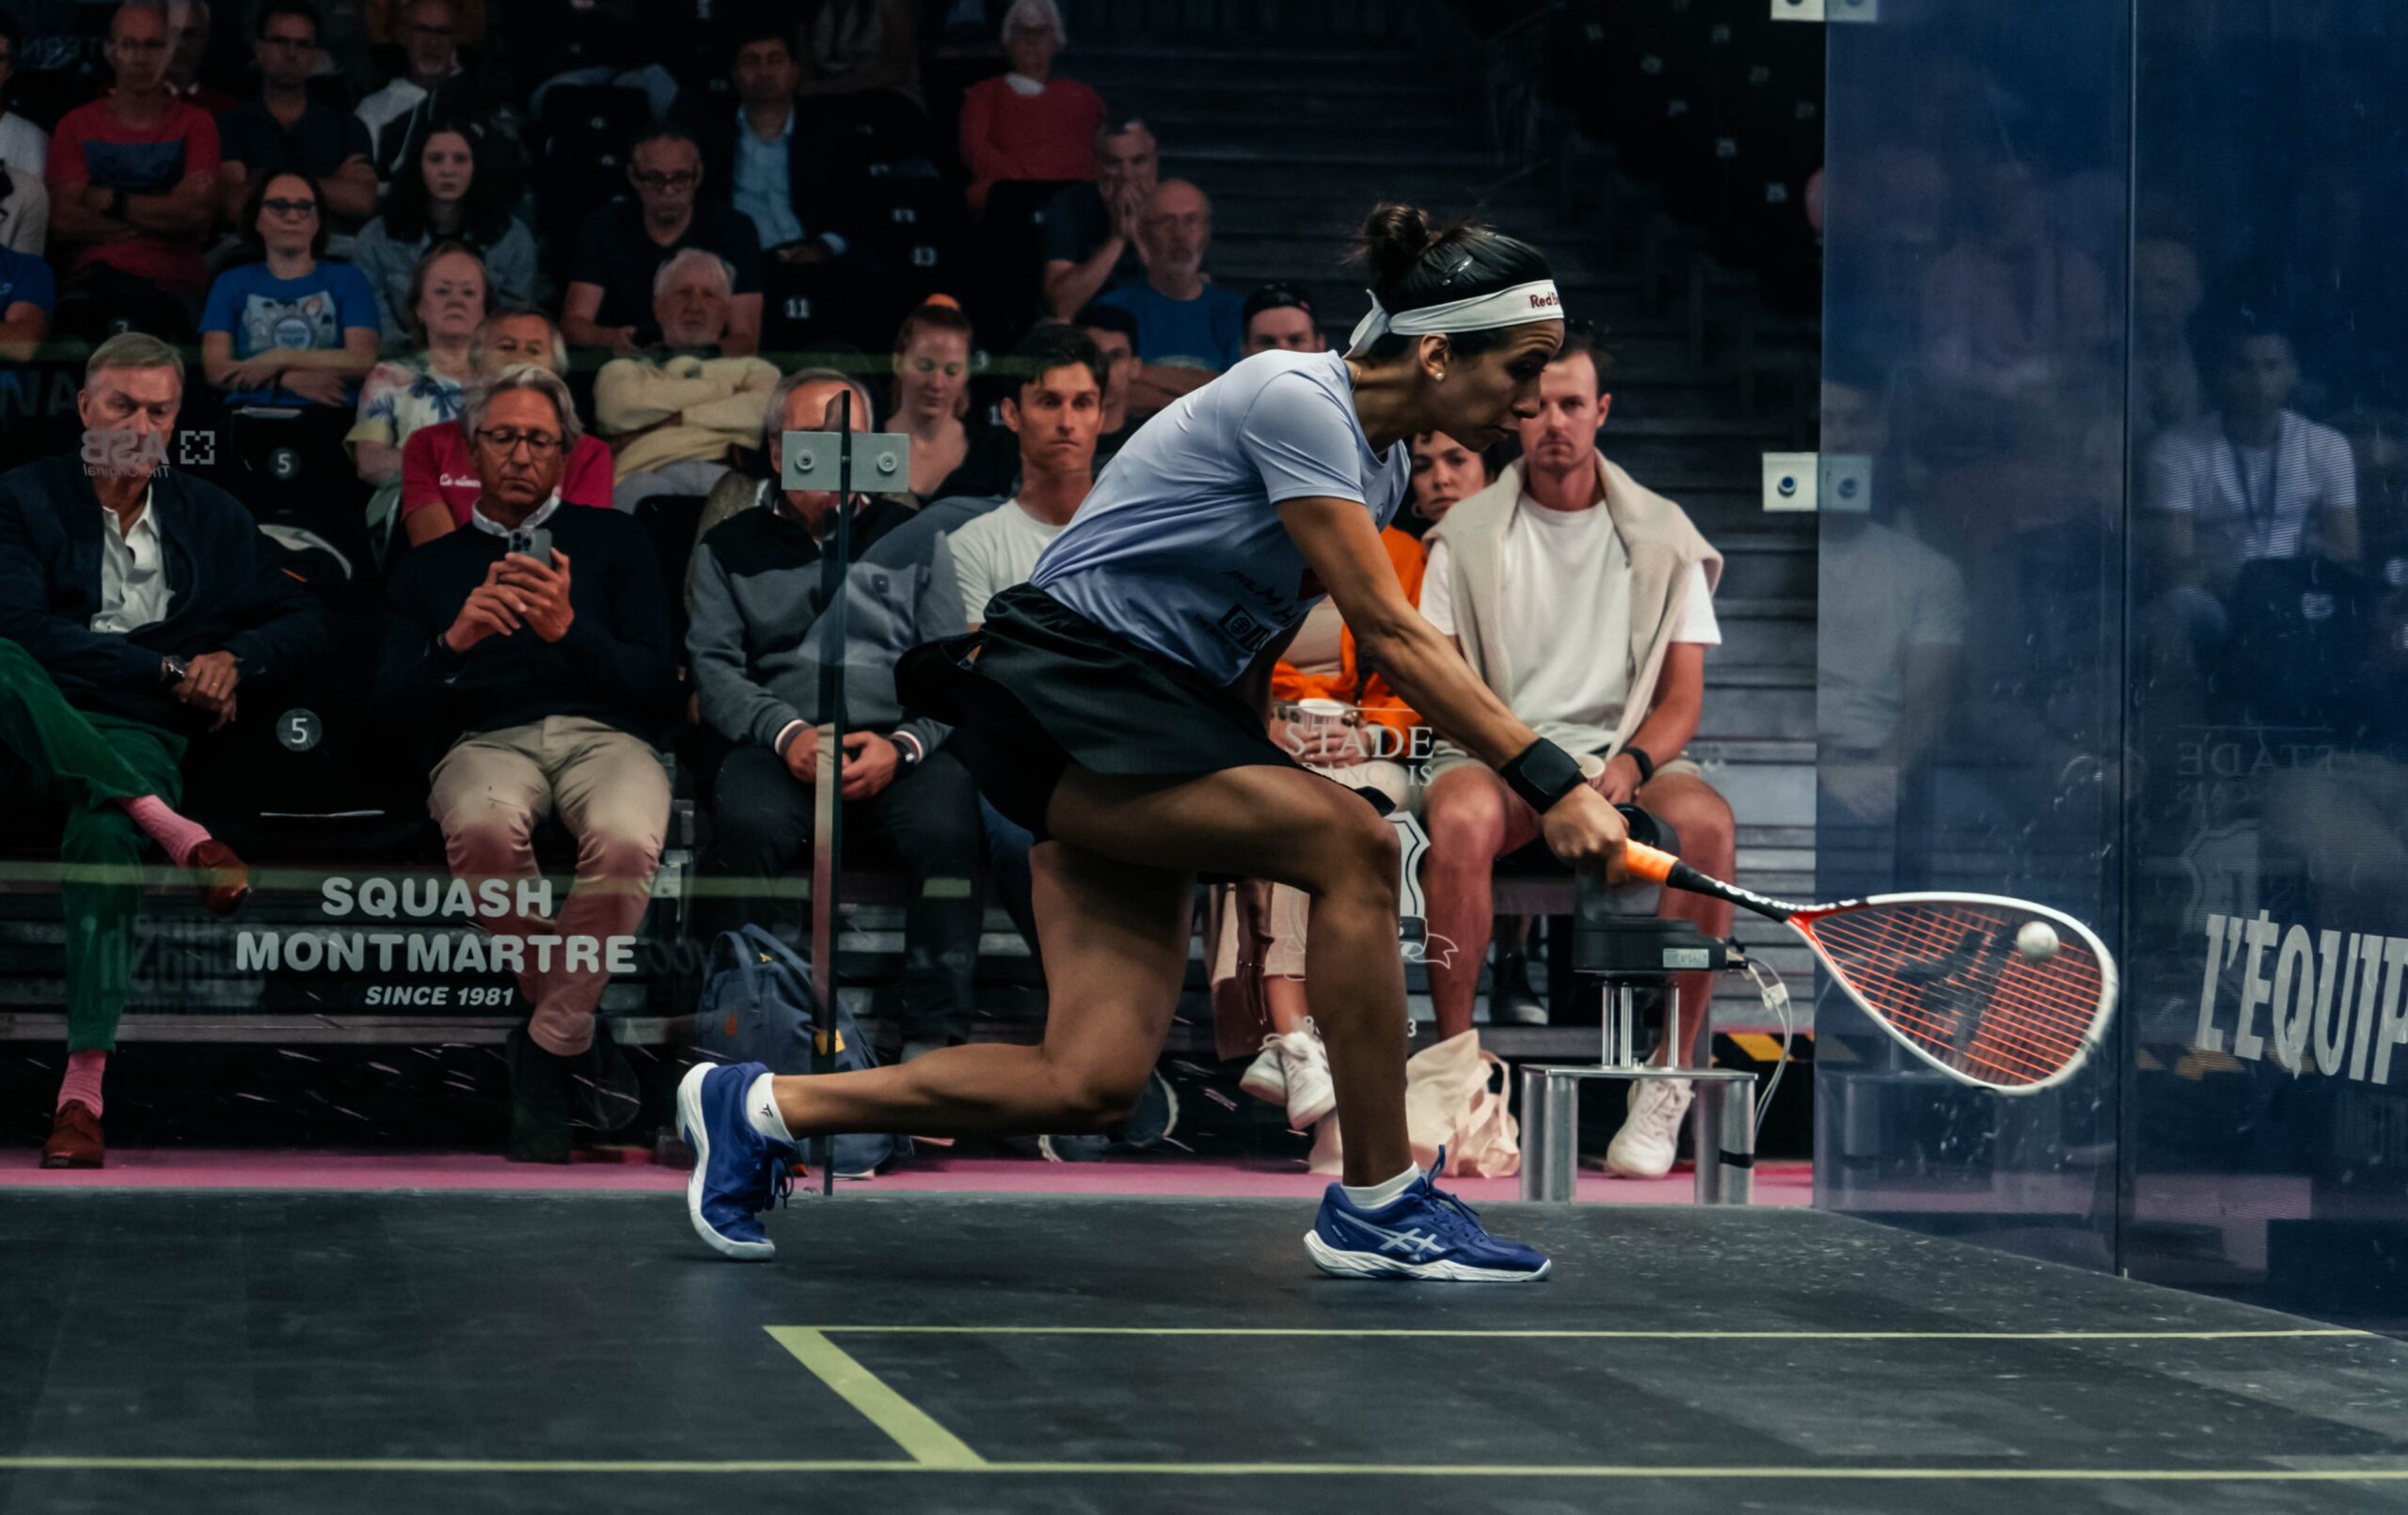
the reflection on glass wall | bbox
[2127,0,2408,1329]
[1815,0,2129,1269]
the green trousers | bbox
[0,639,185,1052]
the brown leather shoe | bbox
[40,1101,103,1168]
[190,839,250,915]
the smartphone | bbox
[507,527,553,564]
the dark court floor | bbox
[5,1191,2407,1515]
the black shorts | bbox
[895,583,1307,843]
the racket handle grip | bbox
[1625,841,1679,884]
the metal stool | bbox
[1518,881,1759,1206]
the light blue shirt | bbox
[1031,350,1408,686]
[732,107,806,250]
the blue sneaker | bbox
[1305,1158,1551,1282]
[676,1061,797,1261]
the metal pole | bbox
[807,390,856,1196]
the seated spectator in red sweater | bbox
[400,308,613,545]
[958,0,1101,215]
[46,1,221,340]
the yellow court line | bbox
[6,1458,2408,1481]
[804,1326,2372,1342]
[764,1327,987,1469]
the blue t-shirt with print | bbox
[1096,280,1247,371]
[0,245,55,319]
[1031,350,1408,686]
[199,260,379,405]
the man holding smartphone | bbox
[376,366,682,1162]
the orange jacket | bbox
[1270,526,1426,736]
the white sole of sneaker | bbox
[1301,1229,1550,1282]
[675,1065,775,1262]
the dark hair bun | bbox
[1356,202,1441,289]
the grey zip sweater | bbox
[687,483,1001,755]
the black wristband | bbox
[1621,745,1656,786]
[1499,738,1586,813]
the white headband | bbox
[1345,279,1563,357]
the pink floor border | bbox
[1,1147,1813,1204]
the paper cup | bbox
[1576,751,1607,781]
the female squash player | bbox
[678,204,1630,1280]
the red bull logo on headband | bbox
[1529,291,1561,309]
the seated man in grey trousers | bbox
[377,365,681,1160]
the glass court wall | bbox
[1818,0,2408,1329]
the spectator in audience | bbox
[2144,318,2359,684]
[889,297,993,500]
[1228,450,1432,1141]
[1040,115,1155,319]
[46,1,221,340]
[0,10,51,255]
[1814,362,1964,866]
[351,118,536,346]
[1399,425,1543,1019]
[163,0,237,117]
[1416,326,1733,1179]
[0,222,49,360]
[376,363,677,1162]
[689,364,991,1048]
[214,0,377,229]
[1075,298,1139,463]
[562,123,764,356]
[688,365,881,555]
[1241,282,1322,356]
[0,333,328,1168]
[2150,318,2360,596]
[355,0,463,160]
[924,324,1108,986]
[593,246,779,513]
[693,20,853,270]
[348,240,485,542]
[957,0,1100,215]
[1406,428,1488,528]
[1918,158,2111,401]
[947,324,1104,624]
[399,306,613,544]
[796,0,924,146]
[2133,237,2204,442]
[1097,180,1244,411]
[199,169,379,408]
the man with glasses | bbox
[377,364,679,1163]
[45,1,220,340]
[214,0,376,227]
[562,123,763,357]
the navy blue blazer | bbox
[0,454,328,730]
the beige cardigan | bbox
[1424,452,1721,761]
[594,352,781,480]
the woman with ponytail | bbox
[674,204,1624,1283]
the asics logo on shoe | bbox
[1333,1211,1443,1259]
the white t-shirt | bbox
[1815,519,1966,752]
[1032,349,1409,686]
[949,497,1067,624]
[0,112,46,178]
[1422,495,1719,751]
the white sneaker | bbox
[1239,1036,1288,1106]
[1280,1025,1337,1132]
[1605,1077,1693,1178]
